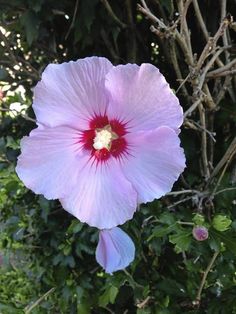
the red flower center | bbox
[80,115,128,161]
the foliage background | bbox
[0,0,236,313]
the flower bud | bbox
[192,213,205,225]
[212,215,232,232]
[192,226,208,241]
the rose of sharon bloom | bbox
[16,57,185,228]
[96,227,135,273]
[192,226,209,241]
[16,57,185,272]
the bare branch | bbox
[207,59,236,77]
[137,2,167,29]
[198,103,210,179]
[177,0,193,57]
[169,40,189,98]
[208,136,236,183]
[194,251,219,305]
[192,0,208,40]
[196,17,231,72]
[126,0,137,62]
[65,0,79,40]
[101,0,127,29]
[184,98,202,118]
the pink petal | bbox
[96,227,135,273]
[33,57,113,129]
[105,63,183,132]
[122,126,186,203]
[60,159,137,229]
[16,126,87,199]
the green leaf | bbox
[137,309,151,314]
[210,229,236,255]
[0,303,22,313]
[68,220,83,234]
[109,286,118,304]
[98,289,110,307]
[6,136,20,150]
[208,232,222,252]
[148,223,176,241]
[52,254,63,266]
[99,285,118,307]
[64,256,75,268]
[159,212,176,225]
[77,302,91,314]
[169,230,192,253]
[156,278,185,296]
[20,10,40,45]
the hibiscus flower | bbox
[16,57,185,272]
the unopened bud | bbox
[192,226,208,241]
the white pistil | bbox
[93,129,113,150]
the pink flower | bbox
[192,226,209,241]
[96,227,135,273]
[16,57,185,230]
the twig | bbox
[65,0,79,40]
[207,59,236,77]
[177,0,193,57]
[214,187,236,196]
[100,28,120,62]
[101,0,127,28]
[196,17,230,72]
[194,251,219,304]
[0,106,36,123]
[212,144,236,195]
[15,56,39,79]
[174,29,194,66]
[208,136,236,183]
[198,103,210,179]
[221,0,230,65]
[153,0,168,24]
[138,0,194,65]
[167,196,193,208]
[192,0,224,69]
[177,221,194,226]
[123,269,144,288]
[176,73,190,94]
[104,306,115,314]
[208,112,215,167]
[169,40,189,98]
[126,0,137,62]
[202,84,215,109]
[138,1,167,29]
[137,296,151,309]
[192,0,208,41]
[190,119,216,142]
[197,48,225,91]
[166,189,196,196]
[207,68,236,78]
[215,74,232,105]
[24,287,56,313]
[184,98,202,118]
